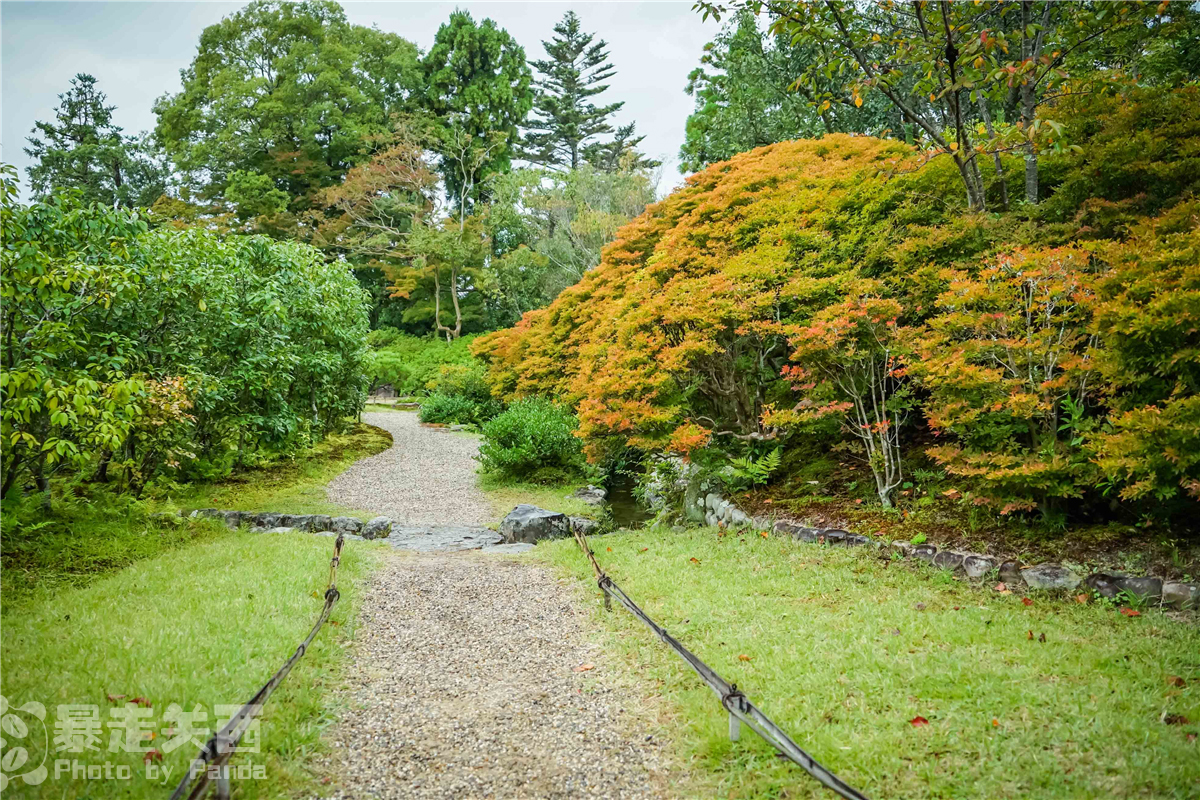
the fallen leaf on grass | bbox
[854,499,863,505]
[1161,713,1190,726]
[942,489,962,500]
[311,591,322,600]
[573,664,595,673]
[1021,597,1033,607]
[606,547,612,552]
[914,603,926,611]
[738,654,752,662]
[1027,630,1034,640]
[991,718,999,727]
[994,582,1011,595]
[763,499,773,504]
[689,557,701,565]
[760,530,769,538]
[1187,733,1197,743]
[639,548,648,553]
[106,694,126,703]
[1038,633,1046,643]
[909,716,930,727]
[1120,607,1141,617]
[143,749,162,764]
[131,697,151,707]
[1075,594,1089,604]
[1166,675,1187,688]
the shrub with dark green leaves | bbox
[418,393,479,426]
[478,399,585,481]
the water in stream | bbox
[604,473,655,529]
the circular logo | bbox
[0,695,49,790]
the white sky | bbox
[1,0,716,200]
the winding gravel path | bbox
[317,409,674,798]
[327,411,495,530]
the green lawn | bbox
[1,423,391,602]
[537,527,1200,799]
[478,472,601,524]
[1,530,383,799]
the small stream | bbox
[604,473,655,529]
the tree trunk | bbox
[976,95,1010,211]
[1022,82,1039,205]
[1,451,22,499]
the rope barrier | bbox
[168,533,346,800]
[572,527,870,800]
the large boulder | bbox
[1115,575,1162,601]
[500,505,572,544]
[1022,563,1081,591]
[253,512,283,530]
[279,514,313,531]
[362,517,393,540]
[961,554,997,578]
[310,514,334,532]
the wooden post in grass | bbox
[729,712,741,742]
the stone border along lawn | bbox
[534,525,1200,799]
[694,485,1199,610]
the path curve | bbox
[327,411,502,549]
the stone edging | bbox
[181,509,394,540]
[688,491,1199,611]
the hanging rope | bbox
[168,533,346,800]
[572,526,869,800]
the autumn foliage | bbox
[475,86,1200,520]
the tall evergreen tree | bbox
[583,123,659,173]
[423,10,533,208]
[522,12,623,171]
[25,73,168,207]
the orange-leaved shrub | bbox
[475,86,1200,521]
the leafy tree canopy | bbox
[422,10,533,207]
[153,0,422,213]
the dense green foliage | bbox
[478,398,585,482]
[477,85,1200,522]
[1,168,371,499]
[681,9,892,172]
[367,329,479,397]
[154,0,421,218]
[24,73,168,208]
[422,10,533,208]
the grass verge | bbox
[536,526,1200,799]
[1,423,392,603]
[478,472,599,524]
[1,528,383,799]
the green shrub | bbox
[478,399,585,482]
[418,393,479,426]
[367,331,479,396]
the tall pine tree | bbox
[25,73,168,207]
[522,12,623,171]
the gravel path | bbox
[318,552,671,799]
[327,411,495,530]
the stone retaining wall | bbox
[186,508,394,540]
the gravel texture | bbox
[327,411,495,530]
[318,552,671,799]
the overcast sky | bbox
[1,1,715,199]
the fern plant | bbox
[729,448,782,488]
